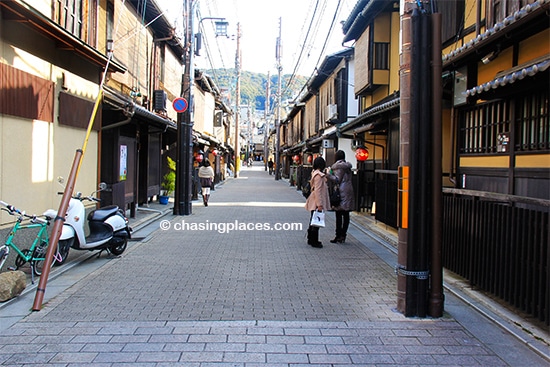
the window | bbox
[106,0,114,54]
[515,90,549,151]
[55,0,83,38]
[438,0,465,44]
[460,100,511,154]
[459,90,549,154]
[486,0,534,28]
[373,42,389,70]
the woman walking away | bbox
[198,159,215,206]
[329,150,355,243]
[305,157,331,248]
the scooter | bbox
[44,182,132,265]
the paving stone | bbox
[0,168,546,366]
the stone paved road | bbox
[0,166,547,366]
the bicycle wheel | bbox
[32,240,55,276]
[0,245,8,271]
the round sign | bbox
[172,97,188,112]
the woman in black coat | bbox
[329,150,355,243]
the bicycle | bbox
[0,200,58,283]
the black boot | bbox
[307,227,322,248]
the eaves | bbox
[0,0,126,74]
[127,0,185,61]
[442,0,550,70]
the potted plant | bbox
[159,156,176,204]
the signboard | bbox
[172,97,188,113]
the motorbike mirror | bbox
[98,182,107,191]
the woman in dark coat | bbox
[329,150,354,243]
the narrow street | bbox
[0,166,547,366]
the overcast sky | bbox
[156,0,357,77]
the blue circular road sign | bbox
[172,97,188,112]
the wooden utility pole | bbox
[234,22,241,178]
[275,17,282,181]
[398,0,443,318]
[174,0,194,215]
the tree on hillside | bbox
[205,68,307,112]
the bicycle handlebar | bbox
[0,200,21,214]
[57,192,101,202]
[0,200,48,224]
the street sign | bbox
[172,97,188,113]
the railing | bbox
[442,188,549,326]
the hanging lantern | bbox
[212,150,218,156]
[292,155,300,163]
[307,154,313,164]
[195,153,203,163]
[355,147,369,161]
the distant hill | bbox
[204,68,308,112]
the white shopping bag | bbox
[310,210,325,227]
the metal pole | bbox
[174,0,193,215]
[275,17,282,181]
[429,11,444,318]
[234,23,241,178]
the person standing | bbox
[305,157,331,248]
[198,159,215,206]
[329,150,355,243]
[267,158,274,175]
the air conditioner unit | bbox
[325,104,338,122]
[153,90,166,111]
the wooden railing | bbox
[442,188,549,326]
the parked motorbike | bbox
[44,182,132,265]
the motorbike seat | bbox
[88,205,119,221]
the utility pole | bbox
[264,71,270,171]
[397,0,443,318]
[174,0,194,215]
[234,22,241,178]
[274,17,282,181]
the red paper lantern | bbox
[355,147,369,161]
[307,155,313,164]
[292,155,300,163]
[212,150,218,156]
[195,153,203,162]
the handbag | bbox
[310,210,325,227]
[329,183,341,207]
[302,181,311,198]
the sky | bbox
[156,0,357,78]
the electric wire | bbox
[284,0,343,100]
[283,0,321,97]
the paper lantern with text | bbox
[355,147,369,161]
[195,153,203,163]
[292,155,301,164]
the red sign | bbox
[172,97,188,113]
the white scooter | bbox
[44,182,132,265]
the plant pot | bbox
[159,195,169,205]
